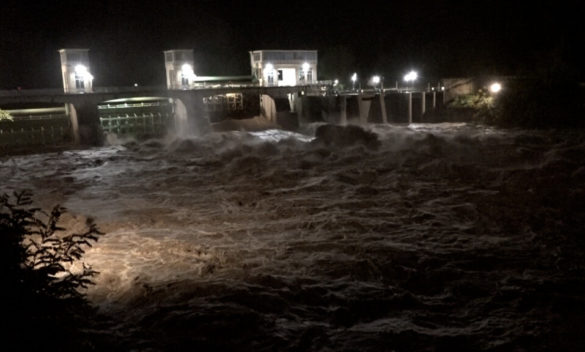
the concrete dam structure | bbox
[0,47,444,151]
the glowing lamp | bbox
[403,70,418,82]
[74,64,88,75]
[181,63,192,72]
[180,64,196,82]
[489,82,502,93]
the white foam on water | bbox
[2,123,584,350]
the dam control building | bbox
[249,50,318,87]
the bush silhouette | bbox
[1,190,104,348]
[488,77,585,128]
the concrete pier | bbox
[2,87,445,150]
[379,91,388,123]
[340,96,347,125]
[408,92,413,124]
[296,90,444,125]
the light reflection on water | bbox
[2,123,584,351]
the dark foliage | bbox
[486,78,585,128]
[1,190,103,301]
[1,190,107,349]
[428,75,585,129]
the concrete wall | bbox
[0,86,327,149]
[298,92,445,124]
[442,78,476,104]
[442,76,513,104]
[260,94,299,130]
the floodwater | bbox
[2,122,584,351]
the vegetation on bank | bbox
[1,190,107,349]
[0,108,13,121]
[447,77,584,128]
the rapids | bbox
[2,122,584,351]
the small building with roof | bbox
[58,49,94,93]
[249,50,318,87]
[163,49,196,90]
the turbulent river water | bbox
[2,122,585,351]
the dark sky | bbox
[1,0,583,89]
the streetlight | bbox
[403,70,418,90]
[489,82,502,94]
[371,75,384,92]
[351,72,357,91]
[372,75,380,91]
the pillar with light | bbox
[374,75,387,123]
[372,75,381,91]
[403,71,418,124]
[403,70,418,91]
[489,82,502,94]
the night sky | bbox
[1,0,584,89]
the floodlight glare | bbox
[265,63,274,72]
[351,73,358,90]
[74,64,88,75]
[181,63,193,73]
[372,75,380,84]
[181,63,196,81]
[489,82,502,93]
[403,70,418,82]
[302,62,310,72]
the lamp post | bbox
[372,75,380,92]
[489,82,502,94]
[403,70,418,91]
[403,70,418,123]
[351,72,357,91]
